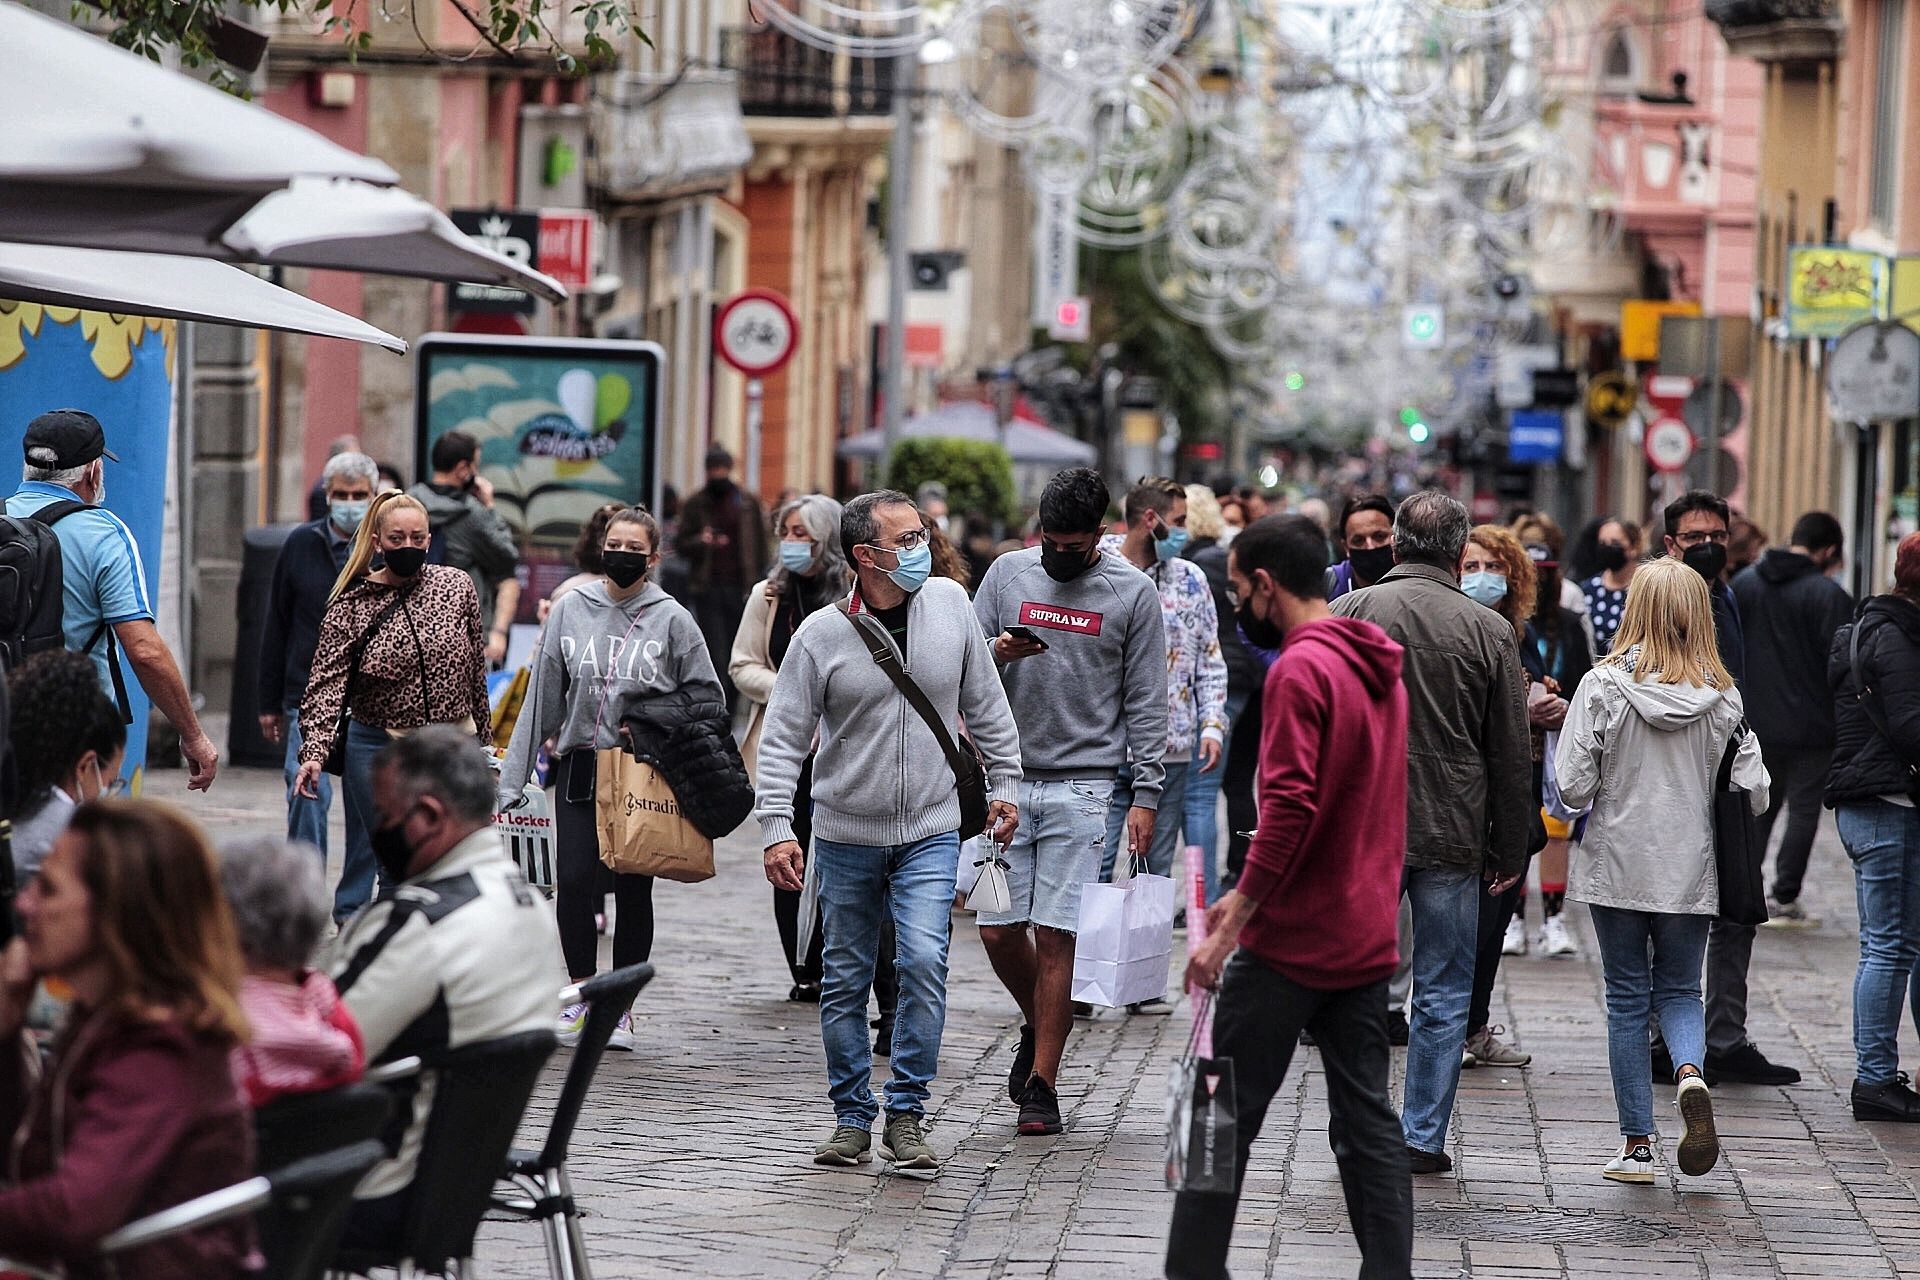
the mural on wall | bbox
[0,303,174,790]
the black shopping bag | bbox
[1165,993,1237,1195]
[1712,721,1767,927]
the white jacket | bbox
[1554,652,1770,916]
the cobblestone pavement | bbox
[185,762,1920,1279]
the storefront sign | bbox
[1786,246,1885,338]
[1619,300,1700,363]
[450,209,541,315]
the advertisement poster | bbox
[414,334,664,618]
[1786,246,1885,338]
[0,305,173,789]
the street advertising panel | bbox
[1786,246,1885,338]
[414,334,664,622]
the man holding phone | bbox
[973,467,1169,1136]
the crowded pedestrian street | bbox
[180,760,1920,1279]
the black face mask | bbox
[371,813,417,885]
[1348,545,1395,586]
[384,546,427,578]
[1683,541,1728,584]
[1041,543,1098,583]
[602,551,650,589]
[1236,593,1285,650]
[705,476,732,497]
[1597,543,1630,574]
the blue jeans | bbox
[1587,904,1710,1136]
[1100,759,1191,881]
[1182,692,1246,906]
[285,706,332,858]
[1837,800,1920,1085]
[334,720,387,922]
[1401,866,1480,1154]
[814,831,960,1126]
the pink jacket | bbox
[231,971,364,1109]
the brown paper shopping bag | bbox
[593,748,715,883]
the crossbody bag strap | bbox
[342,592,411,715]
[835,600,971,776]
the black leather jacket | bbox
[1825,594,1920,807]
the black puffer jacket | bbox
[1732,549,1853,749]
[1825,594,1920,807]
[620,689,755,838]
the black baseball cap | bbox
[23,409,119,469]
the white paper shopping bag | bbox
[1072,869,1176,1007]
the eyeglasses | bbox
[1674,529,1730,547]
[869,529,930,552]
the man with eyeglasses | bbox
[973,467,1169,1135]
[1655,489,1802,1089]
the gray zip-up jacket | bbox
[755,576,1021,849]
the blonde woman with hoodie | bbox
[1555,557,1769,1186]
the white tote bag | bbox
[963,838,1013,915]
[1072,866,1177,1007]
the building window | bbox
[1871,0,1905,228]
[1599,29,1637,96]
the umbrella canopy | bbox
[837,401,1098,466]
[223,179,567,303]
[0,242,407,352]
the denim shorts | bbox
[977,777,1116,933]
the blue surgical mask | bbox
[330,499,370,533]
[883,542,932,593]
[778,540,815,574]
[1461,571,1508,607]
[1154,525,1190,562]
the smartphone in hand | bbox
[1005,625,1049,650]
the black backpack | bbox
[0,500,131,722]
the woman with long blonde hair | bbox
[0,801,253,1277]
[1554,557,1769,1186]
[293,489,492,921]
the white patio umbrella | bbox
[223,179,568,303]
[0,242,407,352]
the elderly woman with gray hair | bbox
[731,494,852,1001]
[219,837,364,1107]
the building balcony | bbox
[1705,0,1843,61]
[591,70,753,203]
[1591,97,1718,233]
[718,27,895,120]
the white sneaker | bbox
[1463,1025,1532,1068]
[1603,1141,1655,1184]
[1675,1076,1720,1176]
[556,1000,589,1048]
[606,1011,636,1052]
[1501,916,1527,956]
[1540,915,1578,957]
[1762,898,1815,929]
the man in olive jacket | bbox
[1332,490,1531,1174]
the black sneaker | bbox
[1853,1075,1920,1122]
[1298,1027,1316,1047]
[1704,1042,1800,1086]
[873,1020,895,1058]
[787,982,822,1004]
[1018,1075,1063,1135]
[1406,1146,1452,1175]
[1386,1010,1409,1047]
[1009,1025,1035,1103]
[1071,1001,1095,1019]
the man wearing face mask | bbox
[972,467,1168,1135]
[757,491,1021,1175]
[1169,514,1413,1279]
[1325,494,1396,599]
[258,451,378,859]
[330,727,563,1248]
[677,446,769,714]
[408,430,522,669]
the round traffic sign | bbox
[1644,416,1696,473]
[714,289,799,376]
[1585,372,1635,428]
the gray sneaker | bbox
[880,1113,939,1178]
[813,1125,872,1167]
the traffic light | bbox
[1284,370,1306,391]
[1400,407,1430,444]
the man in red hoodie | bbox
[1167,514,1414,1280]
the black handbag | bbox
[837,601,990,840]
[322,593,409,777]
[1711,718,1768,927]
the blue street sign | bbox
[1508,409,1564,465]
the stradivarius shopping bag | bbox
[1165,991,1238,1195]
[1071,857,1175,1007]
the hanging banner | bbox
[1785,246,1885,338]
[0,306,172,790]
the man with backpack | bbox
[3,409,217,791]
[408,430,521,668]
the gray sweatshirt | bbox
[973,547,1170,807]
[754,576,1022,849]
[498,581,722,796]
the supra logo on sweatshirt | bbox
[1019,602,1103,635]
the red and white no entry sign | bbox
[714,289,799,377]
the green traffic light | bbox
[1399,407,1421,426]
[1284,371,1306,391]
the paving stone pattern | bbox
[197,766,1920,1278]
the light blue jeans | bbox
[1101,759,1191,881]
[285,705,331,859]
[1837,801,1920,1086]
[1182,691,1247,906]
[1401,866,1480,1154]
[1587,904,1710,1136]
[814,831,960,1126]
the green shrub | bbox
[885,437,1018,527]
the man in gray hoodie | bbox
[758,490,1021,1177]
[410,430,522,667]
[973,467,1169,1136]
